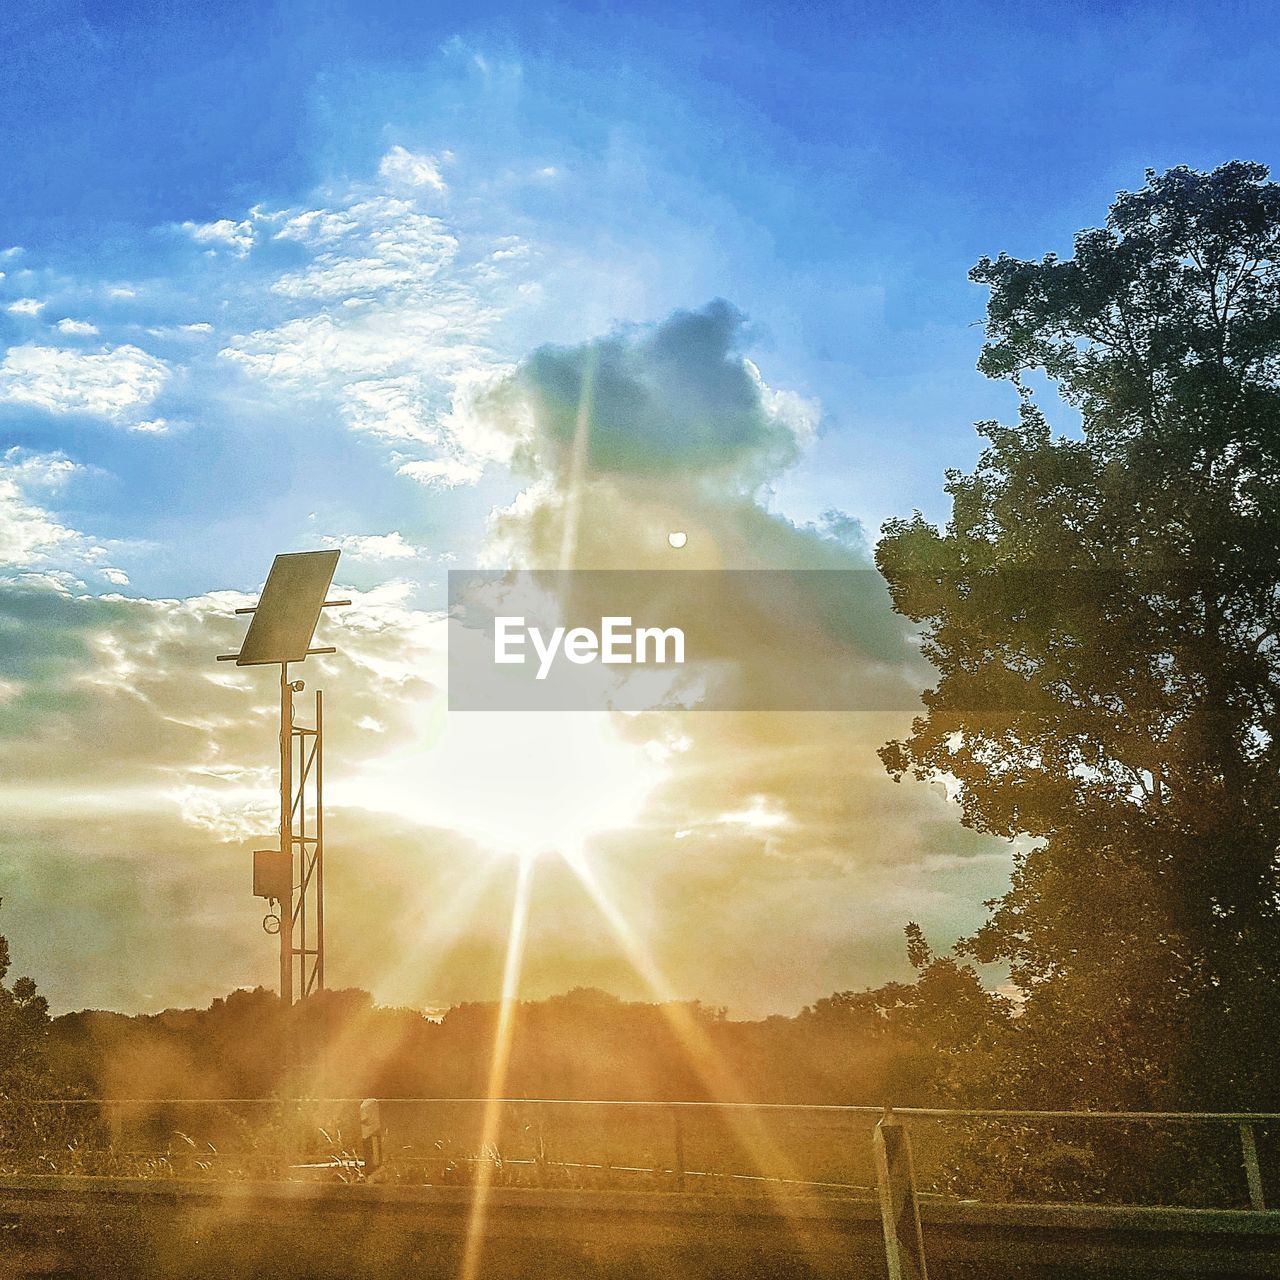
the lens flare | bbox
[557,848,824,1248]
[460,855,536,1280]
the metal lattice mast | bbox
[217,551,348,1006]
[293,688,325,998]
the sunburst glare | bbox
[348,710,664,862]
[460,855,537,1280]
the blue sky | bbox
[2,1,1279,1014]
[6,0,1278,596]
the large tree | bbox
[878,161,1280,1110]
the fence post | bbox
[360,1098,384,1181]
[873,1107,928,1280]
[671,1106,686,1191]
[535,1102,548,1186]
[1241,1122,1266,1212]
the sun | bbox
[345,708,664,862]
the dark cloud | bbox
[0,587,133,682]
[505,300,809,481]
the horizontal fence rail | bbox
[1,1097,1276,1212]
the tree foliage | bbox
[0,898,53,1099]
[877,161,1280,1110]
[46,981,978,1107]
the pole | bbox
[873,1108,928,1280]
[279,662,293,1007]
[1242,1122,1266,1212]
[672,1106,686,1190]
[360,1099,384,1180]
[316,689,325,992]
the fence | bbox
[1,1097,1275,1212]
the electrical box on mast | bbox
[253,849,291,900]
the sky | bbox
[1,0,1277,1016]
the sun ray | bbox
[557,344,598,569]
[116,854,506,1247]
[558,848,826,1245]
[459,854,537,1280]
[297,856,501,1098]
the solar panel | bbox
[235,550,340,666]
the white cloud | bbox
[145,323,214,339]
[7,298,45,316]
[378,145,447,192]
[273,208,363,245]
[321,531,421,561]
[269,199,457,300]
[181,217,255,255]
[0,343,169,422]
[130,418,169,434]
[226,304,493,387]
[272,254,444,300]
[200,161,538,489]
[747,359,821,449]
[0,448,83,566]
[101,567,130,585]
[55,318,98,336]
[396,456,485,488]
[342,376,439,442]
[490,238,529,261]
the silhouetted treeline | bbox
[45,958,999,1105]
